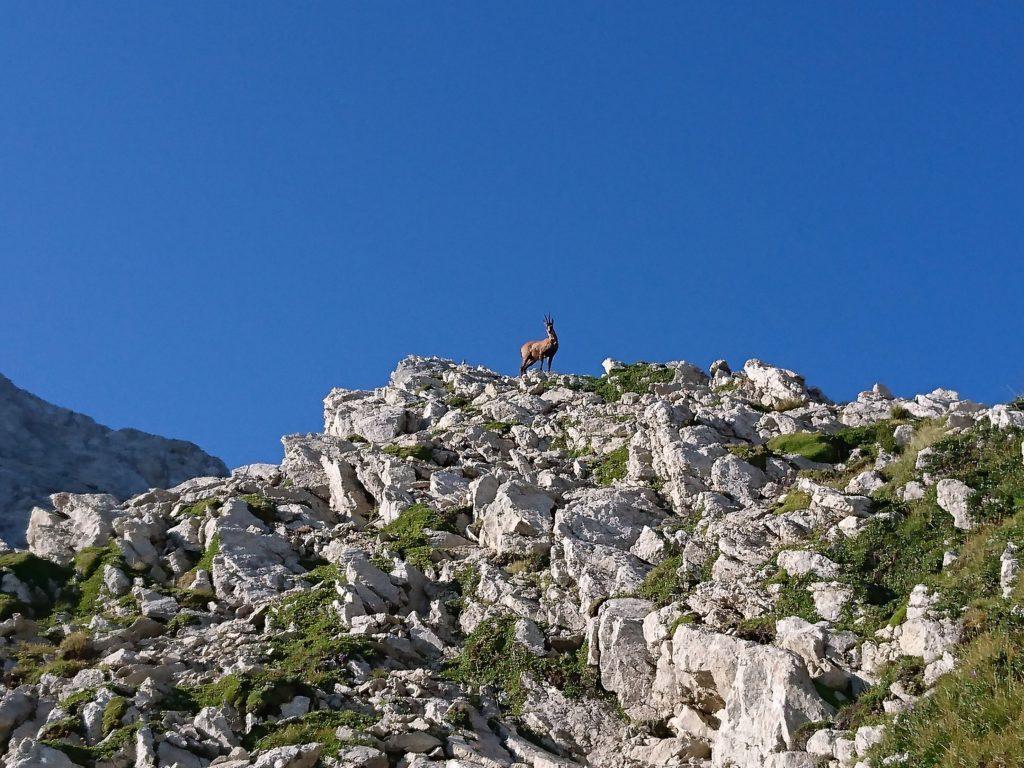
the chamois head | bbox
[544,313,555,335]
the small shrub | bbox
[635,555,684,606]
[593,446,628,486]
[58,631,94,660]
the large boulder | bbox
[205,499,301,606]
[712,644,835,767]
[478,481,555,557]
[26,492,119,565]
[936,479,975,530]
[742,360,813,409]
[594,598,658,719]
[552,488,664,611]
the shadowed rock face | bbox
[0,372,227,546]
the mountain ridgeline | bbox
[0,372,227,547]
[0,355,1022,768]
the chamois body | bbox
[520,315,558,376]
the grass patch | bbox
[57,631,94,660]
[194,535,220,574]
[379,503,456,568]
[774,397,806,412]
[267,572,376,687]
[771,571,820,624]
[835,656,925,731]
[593,445,628,486]
[565,363,674,403]
[879,420,947,488]
[101,696,128,736]
[0,552,72,616]
[727,443,770,471]
[180,497,222,518]
[446,615,598,715]
[10,640,88,684]
[634,555,685,606]
[43,724,140,767]
[767,432,843,463]
[870,626,1024,766]
[774,490,812,515]
[824,498,953,629]
[923,426,1024,527]
[247,708,375,754]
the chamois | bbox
[520,314,558,376]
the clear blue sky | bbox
[2,4,1022,468]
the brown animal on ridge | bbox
[520,314,558,376]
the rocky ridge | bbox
[0,372,228,546]
[0,356,1022,768]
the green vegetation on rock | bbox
[379,503,456,569]
[635,555,685,606]
[767,432,844,463]
[870,624,1024,766]
[774,489,812,515]
[180,497,222,518]
[446,614,598,715]
[565,363,674,403]
[240,494,279,525]
[481,421,515,436]
[382,443,435,461]
[247,709,375,754]
[593,445,628,486]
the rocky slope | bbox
[0,373,228,546]
[0,356,1021,768]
